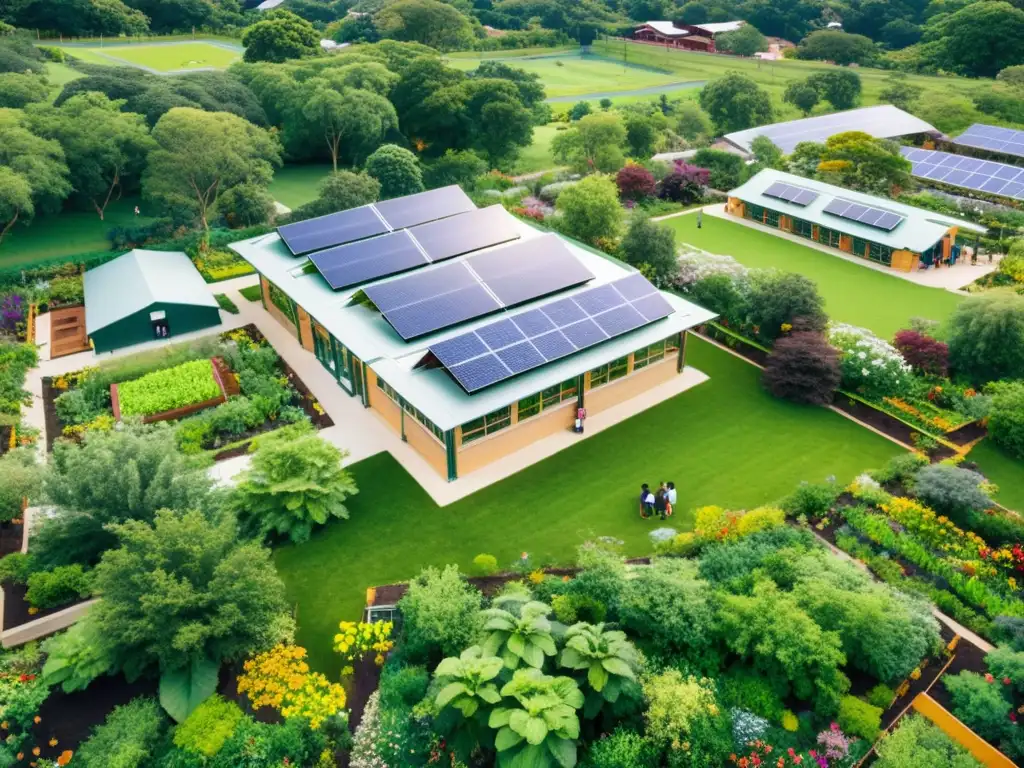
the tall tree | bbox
[303,86,398,170]
[242,9,321,64]
[783,81,820,115]
[948,294,1024,384]
[699,72,774,133]
[142,107,280,230]
[797,30,877,66]
[27,92,155,220]
[0,166,33,246]
[716,24,768,56]
[365,143,424,198]
[555,174,624,247]
[806,70,862,110]
[620,214,677,287]
[929,1,1024,78]
[0,112,71,218]
[551,112,627,174]
[374,0,475,51]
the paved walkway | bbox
[699,203,999,293]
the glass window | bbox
[633,340,666,370]
[541,378,577,409]
[817,226,841,249]
[745,203,765,222]
[868,241,893,265]
[792,218,813,239]
[378,377,442,441]
[664,335,680,354]
[765,209,780,228]
[461,406,511,444]
[608,355,629,382]
[589,363,610,388]
[852,237,870,258]
[518,393,541,421]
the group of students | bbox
[639,481,675,520]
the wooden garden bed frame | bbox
[110,356,237,424]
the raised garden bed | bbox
[111,357,229,422]
[1,582,90,631]
[696,322,769,367]
[0,522,23,558]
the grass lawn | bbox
[512,124,562,175]
[447,47,575,60]
[97,42,240,71]
[269,164,333,209]
[447,53,682,99]
[0,197,151,271]
[45,62,83,96]
[592,39,980,122]
[664,215,963,338]
[970,440,1024,514]
[274,336,900,674]
[239,285,263,302]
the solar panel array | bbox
[277,185,475,255]
[822,198,905,232]
[430,273,675,393]
[900,147,1024,201]
[763,181,819,207]
[308,206,520,290]
[362,234,595,340]
[953,124,1024,160]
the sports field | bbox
[274,336,900,674]
[663,214,963,339]
[95,42,240,71]
[447,52,684,99]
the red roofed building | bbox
[634,20,745,52]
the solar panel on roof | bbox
[763,181,820,207]
[278,206,387,256]
[823,198,904,232]
[953,124,1024,160]
[363,234,595,340]
[374,185,475,230]
[900,146,1024,201]
[428,273,676,393]
[309,230,427,290]
[411,205,520,262]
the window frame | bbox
[633,340,667,370]
[461,406,512,444]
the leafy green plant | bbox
[559,623,639,718]
[74,697,167,768]
[0,552,34,585]
[580,727,658,768]
[489,668,584,768]
[473,553,499,576]
[117,359,222,417]
[943,671,1013,745]
[228,427,358,543]
[398,565,482,663]
[875,714,983,768]
[159,655,220,723]
[41,619,115,693]
[986,646,1024,696]
[214,293,239,314]
[867,683,896,709]
[481,598,557,670]
[837,694,883,740]
[435,646,504,717]
[173,694,244,756]
[25,564,93,609]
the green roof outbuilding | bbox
[84,249,222,353]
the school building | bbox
[725,169,987,271]
[230,188,715,481]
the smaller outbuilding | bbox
[84,249,222,353]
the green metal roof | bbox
[728,169,987,254]
[84,249,219,336]
[230,215,716,431]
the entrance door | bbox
[150,310,169,339]
[351,355,365,401]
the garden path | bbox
[697,204,999,292]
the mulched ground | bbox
[0,523,24,558]
[2,582,90,631]
[830,396,920,448]
[0,425,11,457]
[946,420,988,446]
[40,377,62,452]
[928,635,990,715]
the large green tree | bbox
[698,72,774,133]
[375,0,475,51]
[242,9,321,64]
[0,166,33,246]
[551,112,626,174]
[554,174,623,246]
[806,70,862,110]
[366,143,424,198]
[27,92,155,220]
[11,0,148,36]
[928,1,1024,78]
[619,214,678,287]
[90,508,292,684]
[288,169,380,221]
[783,81,820,115]
[947,294,1024,384]
[32,422,213,569]
[0,111,71,218]
[716,24,768,56]
[797,30,877,65]
[229,428,358,544]
[0,72,48,109]
[142,107,280,230]
[815,131,912,194]
[303,86,398,170]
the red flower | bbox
[1005,677,1012,685]
[1011,712,1018,723]
[986,673,995,683]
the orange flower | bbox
[32,746,40,756]
[57,751,73,766]
[33,716,41,724]
[48,738,58,747]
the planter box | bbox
[110,356,232,424]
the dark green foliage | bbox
[569,101,592,121]
[781,480,841,518]
[988,381,1024,460]
[619,215,677,287]
[75,697,167,768]
[25,564,93,609]
[797,30,877,65]
[366,144,424,199]
[948,293,1024,385]
[397,565,482,664]
[697,527,812,589]
[870,452,928,486]
[866,683,896,709]
[581,727,659,768]
[0,37,45,75]
[806,70,863,110]
[242,10,320,63]
[378,664,430,710]
[944,670,1014,746]
[747,271,827,342]
[423,150,488,189]
[287,170,381,223]
[717,665,785,721]
[698,72,773,133]
[0,552,35,585]
[692,148,748,190]
[217,182,274,228]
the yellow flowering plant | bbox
[237,645,347,729]
[333,621,394,675]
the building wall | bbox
[365,367,402,433]
[261,276,299,338]
[456,399,576,476]
[90,302,221,353]
[296,305,315,353]
[405,417,448,478]
[585,355,678,415]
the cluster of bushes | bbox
[0,342,36,426]
[350,516,943,767]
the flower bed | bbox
[114,358,225,420]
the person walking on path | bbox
[697,210,703,228]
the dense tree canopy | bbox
[375,0,476,51]
[797,30,878,66]
[0,111,71,219]
[366,143,424,198]
[806,70,862,110]
[698,72,773,133]
[924,1,1024,78]
[142,107,280,230]
[947,294,1024,384]
[0,72,48,109]
[242,9,321,64]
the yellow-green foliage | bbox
[736,506,786,537]
[655,531,699,556]
[782,709,799,731]
[173,695,244,756]
[118,359,221,417]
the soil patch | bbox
[946,420,987,446]
[929,635,989,714]
[0,523,24,558]
[2,582,89,631]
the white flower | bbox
[857,351,867,360]
[862,368,870,377]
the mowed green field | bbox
[446,53,684,98]
[592,39,979,121]
[97,42,240,71]
[0,198,151,271]
[663,215,963,338]
[269,164,334,209]
[274,337,900,675]
[970,440,1024,515]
